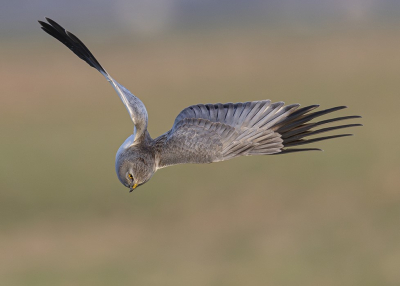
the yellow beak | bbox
[129,183,138,192]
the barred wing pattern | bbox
[155,101,361,168]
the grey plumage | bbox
[38,18,362,191]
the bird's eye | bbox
[128,174,133,180]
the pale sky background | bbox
[1,0,399,37]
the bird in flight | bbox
[38,18,361,192]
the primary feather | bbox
[155,101,362,168]
[39,17,149,142]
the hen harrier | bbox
[38,18,361,192]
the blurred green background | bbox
[1,1,400,285]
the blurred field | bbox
[0,25,399,286]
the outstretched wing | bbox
[38,18,148,143]
[154,100,361,168]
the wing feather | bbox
[246,100,271,127]
[38,17,149,142]
[155,100,361,168]
[216,103,227,123]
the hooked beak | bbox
[129,183,138,193]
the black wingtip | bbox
[38,17,106,75]
[271,103,361,155]
[275,148,323,155]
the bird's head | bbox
[115,135,156,192]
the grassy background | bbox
[0,25,399,285]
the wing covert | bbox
[155,100,361,168]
